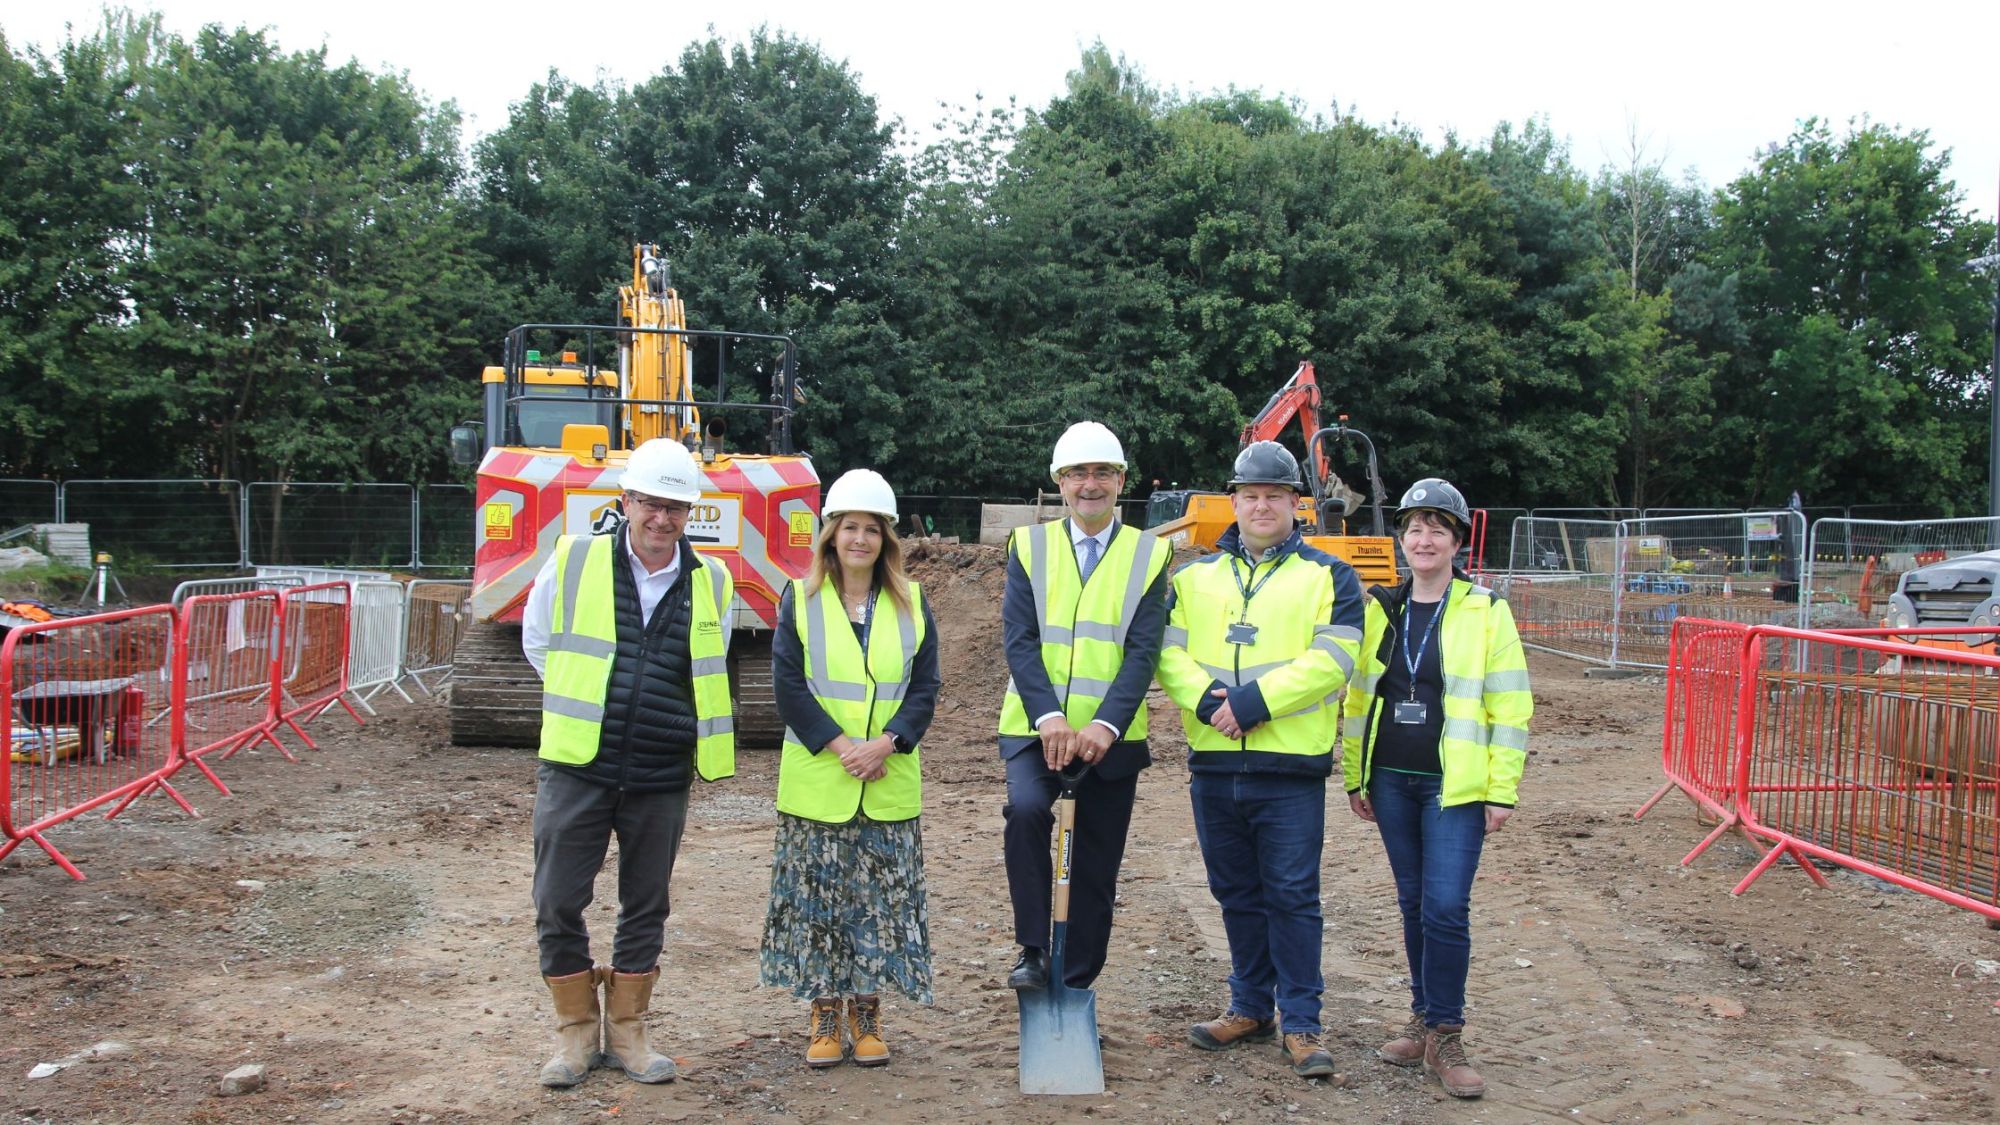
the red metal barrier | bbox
[1,605,183,879]
[1637,618,1756,865]
[172,590,289,782]
[1731,626,2000,920]
[274,583,363,748]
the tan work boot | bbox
[1188,1011,1277,1050]
[1424,1023,1485,1098]
[1376,1011,1428,1067]
[847,994,889,1067]
[806,997,845,1068]
[538,968,603,1088]
[600,967,678,1083]
[1282,1031,1337,1078]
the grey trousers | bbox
[532,763,690,977]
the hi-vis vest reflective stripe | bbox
[1158,550,1362,757]
[1340,578,1532,807]
[998,521,1171,739]
[538,533,736,781]
[777,579,927,823]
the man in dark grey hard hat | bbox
[1157,440,1366,1080]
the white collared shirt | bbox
[522,536,682,677]
[1070,519,1115,575]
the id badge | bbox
[1226,621,1258,645]
[1393,700,1428,725]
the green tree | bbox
[111,24,499,483]
[0,16,153,477]
[474,31,908,473]
[1709,119,1995,509]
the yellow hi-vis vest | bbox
[1340,578,1532,807]
[538,533,736,781]
[1157,548,1362,759]
[997,520,1171,739]
[777,578,927,823]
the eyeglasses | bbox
[624,494,693,519]
[1060,467,1122,484]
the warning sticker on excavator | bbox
[483,503,514,540]
[788,510,814,546]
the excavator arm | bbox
[618,243,698,447]
[1239,360,1329,487]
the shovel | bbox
[1018,765,1105,1095]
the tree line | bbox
[2,15,1993,512]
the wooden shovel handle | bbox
[1052,794,1077,923]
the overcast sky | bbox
[9,2,1998,218]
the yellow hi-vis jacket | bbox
[777,578,927,823]
[1341,577,1532,807]
[997,520,1172,739]
[1157,530,1364,773]
[538,532,736,781]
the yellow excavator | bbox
[447,244,821,747]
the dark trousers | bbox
[1190,771,1327,1034]
[532,763,690,977]
[1369,769,1487,1027]
[1001,750,1138,989]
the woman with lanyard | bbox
[760,469,941,1068]
[1342,478,1532,1100]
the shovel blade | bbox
[1017,981,1104,1095]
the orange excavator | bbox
[1144,360,1399,586]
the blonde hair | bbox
[805,511,913,618]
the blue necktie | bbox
[1080,534,1101,582]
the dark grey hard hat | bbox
[1228,441,1303,491]
[1397,477,1471,529]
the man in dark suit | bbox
[996,421,1171,991]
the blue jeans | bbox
[1369,769,1487,1026]
[1189,772,1326,1034]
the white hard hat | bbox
[823,468,898,521]
[1049,421,1127,482]
[619,438,703,503]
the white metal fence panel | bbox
[402,580,472,695]
[1503,517,1620,664]
[346,580,410,713]
[1801,517,2000,624]
[1606,510,1807,668]
[170,574,303,608]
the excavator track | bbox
[728,633,784,749]
[448,620,542,748]
[447,620,785,750]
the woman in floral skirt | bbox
[760,469,941,1067]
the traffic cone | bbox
[1721,575,1733,600]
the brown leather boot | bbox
[806,997,845,1068]
[1282,1031,1337,1079]
[1376,1011,1428,1068]
[538,968,603,1088]
[1424,1023,1485,1098]
[1188,1011,1277,1050]
[847,994,889,1067]
[600,968,677,1083]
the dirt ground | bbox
[3,544,1998,1124]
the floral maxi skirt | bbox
[758,812,933,1003]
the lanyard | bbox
[1231,551,1287,608]
[1400,587,1448,701]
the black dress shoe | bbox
[1007,947,1050,990]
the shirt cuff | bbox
[1034,711,1064,730]
[1089,719,1121,737]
